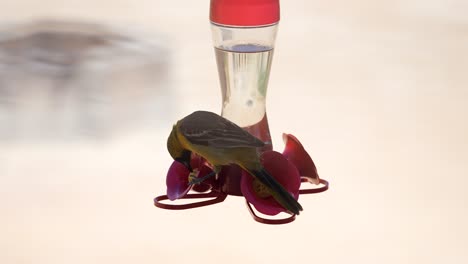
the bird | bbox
[167,110,303,215]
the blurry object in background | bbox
[0,20,172,141]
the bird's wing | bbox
[178,111,265,148]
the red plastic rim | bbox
[154,178,329,224]
[245,200,296,224]
[154,191,227,210]
[245,178,329,224]
[299,178,329,194]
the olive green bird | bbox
[167,110,303,215]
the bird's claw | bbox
[188,170,200,185]
[188,171,216,186]
[188,177,203,185]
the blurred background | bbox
[1,0,467,263]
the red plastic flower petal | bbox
[240,151,301,216]
[166,161,192,201]
[282,133,320,184]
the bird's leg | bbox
[187,169,199,184]
[189,171,216,185]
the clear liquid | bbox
[215,44,274,150]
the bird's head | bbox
[167,125,192,172]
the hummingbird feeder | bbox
[154,0,329,224]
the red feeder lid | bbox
[210,0,280,27]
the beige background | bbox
[1,1,468,264]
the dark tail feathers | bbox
[251,168,303,215]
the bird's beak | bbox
[175,150,193,172]
[176,158,192,172]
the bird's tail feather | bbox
[250,168,303,215]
